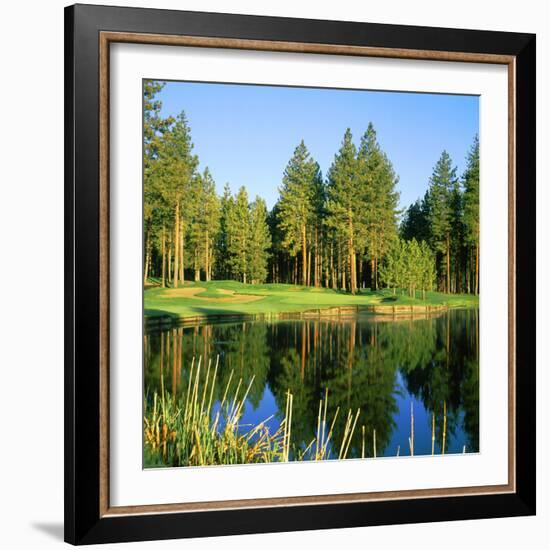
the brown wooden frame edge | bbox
[98,30,516,519]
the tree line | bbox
[144,81,479,295]
[400,140,479,294]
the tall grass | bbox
[144,356,289,466]
[144,355,453,467]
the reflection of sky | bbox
[386,372,470,457]
[231,370,472,459]
[240,385,280,434]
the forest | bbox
[144,81,480,298]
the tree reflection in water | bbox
[144,308,479,459]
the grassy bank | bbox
[144,279,478,321]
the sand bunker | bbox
[161,287,205,297]
[195,294,264,303]
[160,287,264,303]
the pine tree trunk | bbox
[179,225,184,284]
[466,249,471,294]
[446,234,451,294]
[337,246,341,290]
[173,202,180,289]
[330,241,336,289]
[341,245,346,291]
[143,228,150,286]
[209,247,213,281]
[349,215,356,294]
[167,241,172,285]
[475,242,479,295]
[161,225,166,288]
[301,224,307,286]
[194,248,200,282]
[205,229,209,282]
[349,248,356,294]
[314,229,319,288]
[370,259,375,290]
[307,248,312,286]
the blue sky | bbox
[155,80,479,213]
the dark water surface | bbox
[144,309,479,459]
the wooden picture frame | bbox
[65,3,536,544]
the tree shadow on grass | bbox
[144,308,180,319]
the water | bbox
[144,308,479,460]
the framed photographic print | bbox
[64,3,536,545]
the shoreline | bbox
[144,302,474,329]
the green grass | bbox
[194,287,229,298]
[144,280,478,320]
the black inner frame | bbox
[65,4,536,545]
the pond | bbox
[144,308,479,465]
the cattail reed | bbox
[442,401,447,455]
[431,413,435,455]
[409,401,414,456]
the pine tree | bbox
[227,186,251,283]
[143,80,173,286]
[449,178,464,293]
[379,239,400,295]
[248,197,271,284]
[427,151,457,293]
[326,129,362,294]
[311,168,326,288]
[143,80,173,173]
[419,240,436,299]
[155,111,199,287]
[189,167,220,281]
[215,183,234,279]
[462,136,480,294]
[358,123,400,291]
[277,141,321,286]
[401,197,430,243]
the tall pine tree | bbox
[248,197,272,284]
[462,136,480,294]
[357,123,400,290]
[326,129,362,294]
[227,186,251,283]
[426,150,457,293]
[155,111,198,288]
[277,141,321,286]
[189,167,220,281]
